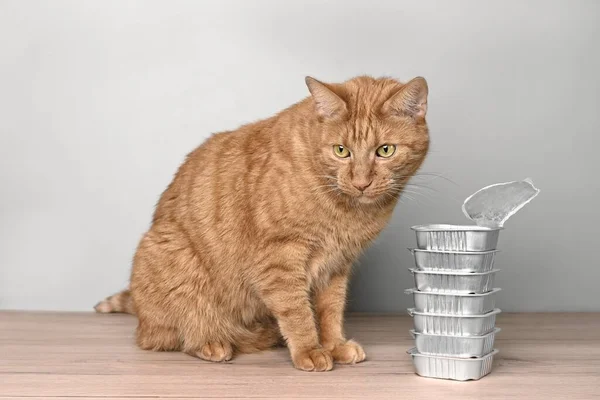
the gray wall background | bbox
[1,0,598,312]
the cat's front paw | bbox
[291,348,333,372]
[330,339,366,364]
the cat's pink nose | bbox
[352,179,373,192]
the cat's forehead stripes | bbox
[329,76,409,147]
[338,76,403,120]
[347,118,379,147]
[339,78,430,151]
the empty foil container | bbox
[410,248,498,273]
[405,288,501,315]
[409,269,498,294]
[411,224,501,251]
[408,348,498,381]
[409,308,501,336]
[411,328,500,358]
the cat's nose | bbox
[352,179,373,192]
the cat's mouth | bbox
[353,190,385,204]
[328,182,389,204]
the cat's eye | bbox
[333,145,350,158]
[376,144,396,158]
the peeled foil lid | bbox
[462,178,540,228]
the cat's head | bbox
[305,76,430,205]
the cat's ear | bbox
[382,77,428,120]
[305,76,348,120]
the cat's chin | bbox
[355,194,381,204]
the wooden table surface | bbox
[1,312,599,399]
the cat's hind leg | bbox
[235,318,283,354]
[177,296,239,362]
[187,342,234,362]
[185,318,280,361]
[136,318,181,352]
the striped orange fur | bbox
[95,75,430,371]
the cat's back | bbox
[152,117,277,236]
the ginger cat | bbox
[95,75,430,371]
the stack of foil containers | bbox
[406,224,502,381]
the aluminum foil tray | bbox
[412,224,501,251]
[406,288,501,315]
[410,248,498,273]
[411,328,500,358]
[409,308,501,336]
[408,348,498,381]
[410,269,498,294]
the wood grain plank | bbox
[0,312,598,399]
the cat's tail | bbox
[94,289,135,315]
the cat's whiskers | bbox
[323,187,341,195]
[407,172,458,186]
[312,183,343,197]
[387,178,437,202]
[396,187,433,198]
[316,175,338,180]
[312,183,338,190]
[404,183,439,193]
[400,192,416,202]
